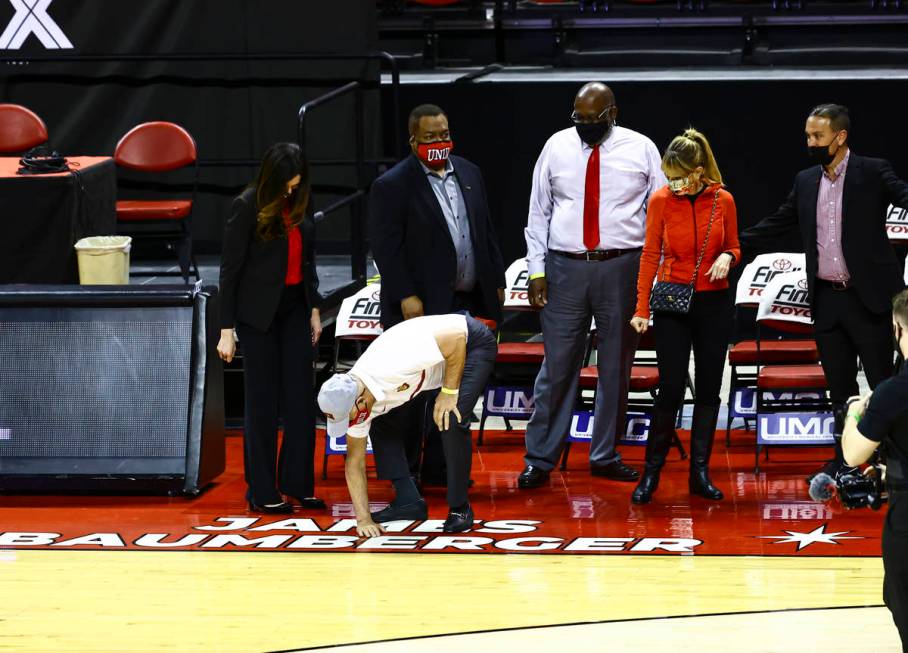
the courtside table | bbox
[0,156,116,283]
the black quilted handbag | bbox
[649,189,720,315]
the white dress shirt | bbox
[524,125,665,277]
[347,314,468,439]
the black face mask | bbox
[575,120,612,147]
[807,134,841,166]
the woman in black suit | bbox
[217,143,324,514]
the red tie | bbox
[583,145,600,251]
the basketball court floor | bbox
[1,256,896,651]
[0,424,899,652]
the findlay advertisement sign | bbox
[735,253,806,305]
[0,516,703,553]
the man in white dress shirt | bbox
[518,82,665,489]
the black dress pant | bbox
[399,290,489,482]
[813,282,894,407]
[653,289,732,412]
[235,285,316,505]
[883,494,908,651]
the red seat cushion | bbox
[630,365,660,391]
[496,342,544,364]
[579,365,659,391]
[729,340,819,365]
[757,364,827,390]
[116,199,192,222]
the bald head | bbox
[573,82,617,125]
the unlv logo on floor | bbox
[0,0,72,50]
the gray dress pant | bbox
[524,250,640,471]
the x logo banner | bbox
[0,0,72,50]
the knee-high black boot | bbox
[632,407,678,505]
[689,403,723,500]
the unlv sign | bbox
[0,0,72,49]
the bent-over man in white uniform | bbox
[318,314,497,535]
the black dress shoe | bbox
[370,498,428,523]
[591,461,640,482]
[247,501,294,514]
[443,504,474,533]
[292,497,327,510]
[518,465,550,489]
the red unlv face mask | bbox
[350,405,371,427]
[416,140,453,170]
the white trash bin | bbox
[74,236,132,285]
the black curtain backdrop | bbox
[386,79,908,269]
[383,78,908,337]
[0,0,380,252]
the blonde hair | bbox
[661,127,723,186]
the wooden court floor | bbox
[0,429,901,651]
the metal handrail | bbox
[297,81,370,286]
[297,81,361,148]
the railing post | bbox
[352,83,367,283]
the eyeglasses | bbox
[571,105,614,125]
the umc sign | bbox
[0,0,72,49]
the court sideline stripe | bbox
[265,603,887,652]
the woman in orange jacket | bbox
[629,128,740,504]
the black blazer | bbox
[219,187,321,331]
[741,153,908,314]
[368,154,507,328]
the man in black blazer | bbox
[369,104,506,328]
[368,103,506,482]
[741,103,908,478]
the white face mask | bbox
[668,176,691,194]
[668,177,688,193]
[668,168,704,195]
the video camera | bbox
[809,459,888,510]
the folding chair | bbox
[726,253,817,445]
[752,271,831,474]
[476,257,540,445]
[0,104,48,154]
[114,121,200,283]
[561,324,688,470]
[321,283,383,478]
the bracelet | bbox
[847,410,863,422]
[440,386,459,395]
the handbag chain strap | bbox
[689,188,721,285]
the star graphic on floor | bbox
[756,524,863,551]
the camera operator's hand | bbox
[847,392,873,420]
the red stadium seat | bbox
[114,121,199,282]
[0,103,48,153]
[115,121,197,172]
[579,364,660,392]
[728,339,819,365]
[749,313,830,473]
[496,341,544,364]
[757,364,826,391]
[115,199,192,222]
